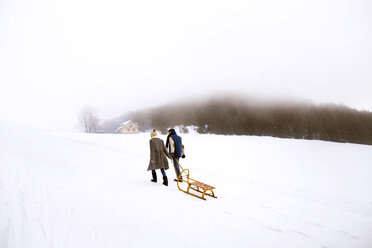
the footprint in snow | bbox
[293,230,311,239]
[264,225,283,233]
[299,219,323,228]
[338,230,358,240]
[246,216,258,222]
[260,205,272,210]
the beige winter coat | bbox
[147,137,172,171]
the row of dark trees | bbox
[99,96,372,145]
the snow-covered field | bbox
[1,127,372,248]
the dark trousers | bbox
[172,157,181,177]
[152,168,166,177]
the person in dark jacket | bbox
[166,128,184,182]
[147,129,172,186]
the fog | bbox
[0,0,371,130]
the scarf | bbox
[166,129,176,149]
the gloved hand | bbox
[182,154,185,159]
[170,153,175,158]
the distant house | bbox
[116,120,139,134]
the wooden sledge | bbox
[175,160,217,200]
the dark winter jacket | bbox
[168,133,183,158]
[147,137,172,171]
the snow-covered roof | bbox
[121,120,132,126]
[116,120,138,132]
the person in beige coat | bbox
[147,129,172,186]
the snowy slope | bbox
[0,127,372,248]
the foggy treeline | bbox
[99,95,372,145]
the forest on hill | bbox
[99,95,372,145]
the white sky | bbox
[0,0,371,130]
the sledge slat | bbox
[189,181,214,190]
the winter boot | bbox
[163,176,168,186]
[151,171,157,183]
[174,177,183,182]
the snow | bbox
[116,120,137,132]
[1,127,372,248]
[119,120,132,126]
[170,125,199,135]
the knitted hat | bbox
[150,129,157,137]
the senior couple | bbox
[147,128,185,186]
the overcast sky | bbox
[1,0,371,130]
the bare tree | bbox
[78,106,99,133]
